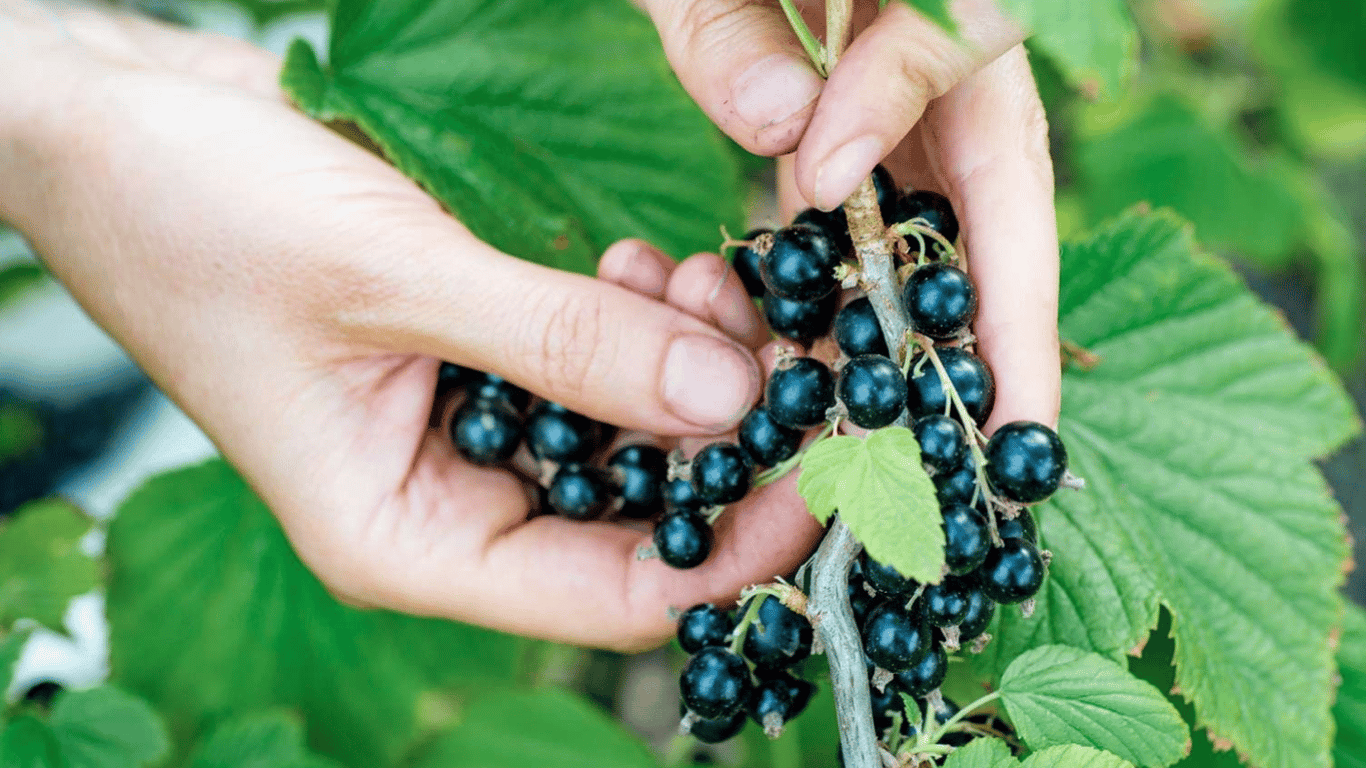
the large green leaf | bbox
[996,645,1188,766]
[407,689,656,768]
[279,0,744,276]
[941,737,1015,768]
[1002,0,1137,101]
[0,687,170,768]
[0,500,98,633]
[942,739,1137,768]
[1335,603,1366,768]
[187,711,341,768]
[796,428,943,583]
[973,210,1357,768]
[105,461,525,768]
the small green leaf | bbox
[941,735,1015,768]
[408,689,656,768]
[279,0,744,275]
[796,428,942,583]
[0,499,98,632]
[0,629,30,693]
[1002,0,1137,100]
[1020,745,1136,768]
[47,687,170,768]
[187,710,342,768]
[998,645,1189,766]
[1335,603,1366,768]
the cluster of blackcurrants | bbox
[675,593,817,743]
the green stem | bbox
[776,0,828,76]
[753,421,836,488]
[919,690,1002,749]
[889,219,959,264]
[728,585,784,654]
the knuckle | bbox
[670,0,767,57]
[525,289,617,400]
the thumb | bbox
[640,0,825,156]
[360,233,763,435]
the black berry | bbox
[742,594,813,670]
[764,291,838,346]
[469,372,531,413]
[934,451,979,506]
[747,674,804,732]
[607,444,668,519]
[848,570,876,628]
[547,464,615,520]
[997,508,1038,544]
[912,414,967,474]
[730,228,771,298]
[655,510,713,569]
[918,577,971,627]
[977,538,1045,604]
[833,297,889,358]
[894,190,959,250]
[871,163,899,223]
[984,421,1068,504]
[688,708,747,744]
[765,357,836,430]
[903,263,977,340]
[691,442,753,505]
[894,641,947,697]
[451,399,522,465]
[678,603,734,654]
[793,206,853,256]
[738,406,804,467]
[663,477,704,514]
[525,402,598,463]
[906,347,995,427]
[941,503,990,576]
[837,355,908,429]
[958,587,995,641]
[436,362,474,397]
[870,676,905,735]
[759,224,842,302]
[860,551,915,596]
[862,601,932,673]
[680,646,753,719]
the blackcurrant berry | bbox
[738,406,803,467]
[997,508,1038,544]
[871,163,899,223]
[526,402,599,463]
[984,421,1068,504]
[911,414,967,475]
[607,444,668,519]
[957,587,995,642]
[759,224,842,302]
[919,577,971,627]
[848,571,876,628]
[894,641,947,697]
[691,442,753,505]
[906,347,995,427]
[764,291,838,346]
[860,551,915,596]
[837,355,908,429]
[894,190,959,249]
[977,538,1045,604]
[680,646,753,719]
[747,674,802,732]
[730,228,772,298]
[934,451,979,506]
[451,399,522,465]
[833,297,889,358]
[862,602,932,673]
[868,672,913,735]
[941,503,990,576]
[903,263,977,340]
[655,510,713,569]
[678,603,735,654]
[742,594,813,670]
[469,372,531,413]
[765,357,836,430]
[687,708,747,744]
[436,361,474,396]
[793,206,853,255]
[663,477,704,514]
[547,464,615,520]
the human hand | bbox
[641,0,1061,430]
[0,2,822,650]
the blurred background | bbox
[1,0,1364,759]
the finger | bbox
[664,252,770,349]
[639,0,824,156]
[795,1,1024,210]
[597,238,678,299]
[926,46,1060,430]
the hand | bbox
[0,2,822,650]
[641,0,1061,430]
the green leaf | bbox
[1334,603,1366,768]
[997,645,1188,765]
[1073,94,1305,265]
[1002,0,1137,100]
[975,210,1357,768]
[187,711,341,768]
[105,461,525,768]
[941,737,1015,768]
[796,428,942,583]
[0,265,46,315]
[279,0,744,276]
[0,402,43,462]
[47,687,170,768]
[0,500,98,632]
[0,629,30,693]
[0,716,62,767]
[407,689,656,768]
[1020,745,1135,768]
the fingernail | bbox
[662,335,759,428]
[813,135,884,211]
[732,54,823,129]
